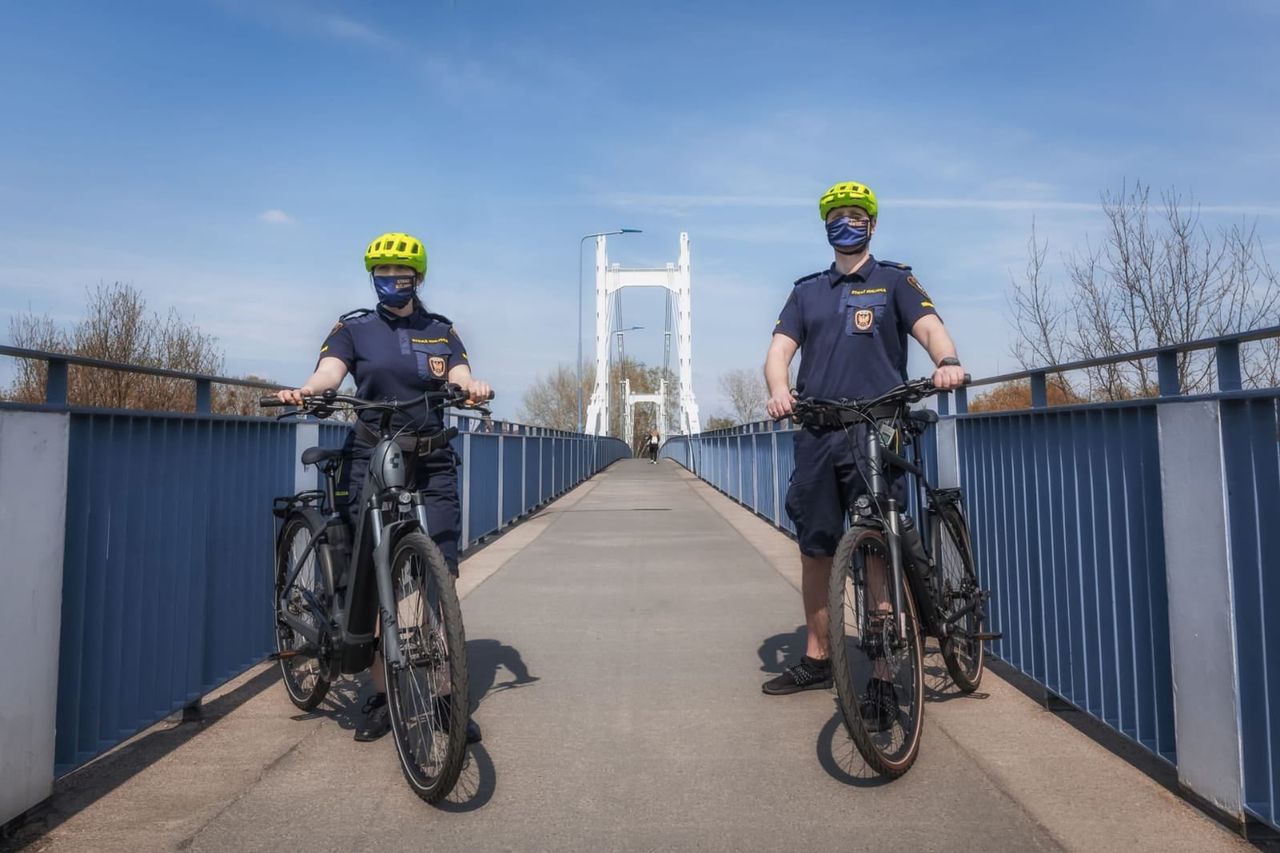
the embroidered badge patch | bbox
[429,356,447,377]
[906,275,930,300]
[854,309,875,331]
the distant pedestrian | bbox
[647,431,660,464]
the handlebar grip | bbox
[258,397,288,407]
[963,373,972,385]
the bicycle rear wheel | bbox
[384,531,469,804]
[274,513,332,711]
[934,500,985,692]
[828,525,925,779]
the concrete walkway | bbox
[8,461,1253,853]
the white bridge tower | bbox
[584,232,701,438]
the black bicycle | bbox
[791,377,998,778]
[261,385,488,803]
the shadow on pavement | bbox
[467,637,540,711]
[436,745,497,813]
[0,665,280,852]
[758,625,807,675]
[815,712,893,788]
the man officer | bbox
[761,181,966,701]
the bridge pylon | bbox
[584,232,701,437]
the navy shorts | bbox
[784,426,907,557]
[335,434,462,575]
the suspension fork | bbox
[369,505,406,668]
[866,424,908,643]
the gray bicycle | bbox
[261,385,486,803]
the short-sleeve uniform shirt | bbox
[773,255,939,400]
[319,303,468,434]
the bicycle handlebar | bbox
[259,384,494,417]
[782,374,970,422]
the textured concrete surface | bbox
[5,461,1253,852]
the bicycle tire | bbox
[934,501,985,693]
[274,512,332,711]
[828,525,926,779]
[384,531,469,804]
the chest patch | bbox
[854,309,875,331]
[428,355,447,377]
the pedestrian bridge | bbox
[1,332,1278,851]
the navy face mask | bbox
[372,274,417,308]
[826,216,872,254]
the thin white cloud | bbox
[315,13,393,47]
[258,209,295,225]
[607,192,1280,217]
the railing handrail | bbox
[0,344,287,390]
[0,343,623,437]
[965,324,1280,388]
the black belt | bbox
[802,402,901,430]
[354,421,458,458]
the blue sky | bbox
[2,0,1278,419]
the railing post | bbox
[1216,341,1242,392]
[461,432,472,548]
[938,391,950,417]
[521,435,527,514]
[1157,350,1181,397]
[497,433,505,528]
[1030,371,1048,408]
[45,358,68,405]
[195,379,212,414]
[771,431,781,527]
[955,386,969,414]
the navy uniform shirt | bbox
[319,303,468,433]
[774,255,939,401]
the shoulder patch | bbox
[338,307,375,324]
[878,260,912,271]
[793,270,827,287]
[905,274,931,300]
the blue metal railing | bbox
[1220,395,1280,827]
[2,347,629,776]
[663,325,1280,831]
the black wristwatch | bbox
[938,356,962,367]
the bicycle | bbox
[260,384,489,803]
[789,377,999,778]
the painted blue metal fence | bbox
[1220,394,1280,828]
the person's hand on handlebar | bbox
[276,386,316,407]
[931,362,967,391]
[766,388,798,419]
[462,379,493,406]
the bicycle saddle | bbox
[907,409,939,426]
[301,446,345,466]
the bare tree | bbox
[518,359,676,439]
[5,282,277,413]
[719,368,766,424]
[1007,182,1280,399]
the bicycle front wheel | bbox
[274,513,332,711]
[828,525,925,779]
[383,531,469,804]
[934,501,985,692]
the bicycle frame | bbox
[271,389,478,674]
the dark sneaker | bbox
[433,696,482,744]
[354,692,390,742]
[762,656,833,695]
[860,678,899,733]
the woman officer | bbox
[277,231,490,744]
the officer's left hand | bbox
[464,380,494,405]
[932,364,967,390]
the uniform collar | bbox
[375,302,424,324]
[827,254,876,284]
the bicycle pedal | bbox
[269,644,318,660]
[970,632,1003,641]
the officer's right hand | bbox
[767,389,798,420]
[276,386,315,407]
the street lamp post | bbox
[578,228,642,432]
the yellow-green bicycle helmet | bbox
[364,231,428,275]
[819,181,878,220]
